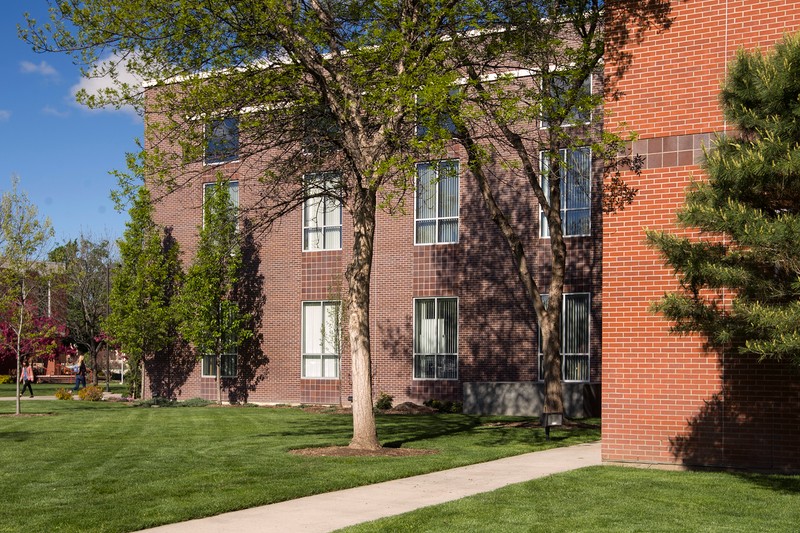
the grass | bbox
[0,400,599,532]
[0,383,129,397]
[339,465,800,532]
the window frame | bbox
[539,147,591,238]
[414,159,460,245]
[204,117,240,165]
[201,353,237,378]
[413,297,459,380]
[537,292,591,383]
[301,300,341,379]
[202,180,239,228]
[302,172,343,252]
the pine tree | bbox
[648,33,800,366]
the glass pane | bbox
[437,161,459,218]
[414,299,436,353]
[303,302,322,354]
[566,148,590,209]
[416,220,436,244]
[438,219,458,243]
[206,117,239,163]
[438,298,458,354]
[437,354,458,380]
[323,355,339,378]
[565,209,590,236]
[414,354,436,379]
[304,196,322,229]
[321,302,339,355]
[304,228,322,251]
[222,354,236,377]
[228,182,239,209]
[324,197,341,226]
[564,354,589,381]
[202,355,215,376]
[416,163,436,219]
[304,356,322,378]
[324,227,341,250]
[563,294,589,354]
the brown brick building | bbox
[603,0,800,471]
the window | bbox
[302,301,340,378]
[416,88,459,138]
[415,160,459,244]
[538,293,590,382]
[202,354,237,378]
[203,181,239,225]
[413,297,458,380]
[540,147,591,237]
[205,117,239,164]
[303,173,342,251]
[541,73,592,128]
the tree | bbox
[106,187,182,398]
[441,1,666,415]
[50,236,114,385]
[24,0,491,450]
[0,175,55,415]
[177,178,250,405]
[647,32,800,367]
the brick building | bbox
[603,0,800,471]
[145,81,603,415]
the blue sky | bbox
[0,1,141,246]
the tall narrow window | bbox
[205,117,239,164]
[303,173,342,251]
[541,74,592,128]
[302,301,340,378]
[540,147,591,237]
[413,297,458,380]
[202,181,239,225]
[201,307,239,378]
[415,160,459,244]
[538,293,590,382]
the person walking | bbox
[72,355,86,392]
[19,360,34,398]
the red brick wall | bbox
[604,0,800,471]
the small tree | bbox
[178,178,250,404]
[107,187,182,398]
[50,236,113,385]
[0,176,54,415]
[648,33,800,366]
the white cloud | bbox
[20,60,58,77]
[42,106,70,118]
[70,52,143,120]
[0,110,10,121]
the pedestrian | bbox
[19,360,34,398]
[72,354,87,392]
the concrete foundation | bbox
[462,382,601,418]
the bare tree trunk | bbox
[346,192,380,450]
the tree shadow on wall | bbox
[669,356,800,473]
[227,219,268,404]
[147,227,197,399]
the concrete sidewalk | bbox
[139,441,601,533]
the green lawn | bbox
[0,400,599,532]
[0,383,129,397]
[340,465,800,532]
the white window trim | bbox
[412,296,459,381]
[539,147,592,238]
[414,159,460,246]
[537,292,591,383]
[301,300,341,380]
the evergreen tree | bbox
[107,187,182,397]
[648,33,800,366]
[178,178,250,405]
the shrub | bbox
[181,397,212,407]
[133,397,176,408]
[375,391,393,410]
[55,388,73,400]
[0,375,12,385]
[77,385,104,402]
[423,399,463,413]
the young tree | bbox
[106,187,182,398]
[648,33,800,366]
[178,179,250,404]
[0,175,55,415]
[50,236,114,385]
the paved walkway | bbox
[139,441,601,533]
